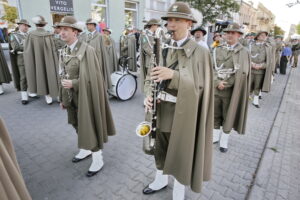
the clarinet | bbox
[136,34,161,145]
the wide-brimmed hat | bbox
[275,35,283,39]
[52,22,60,28]
[191,26,206,36]
[255,30,269,40]
[161,2,197,23]
[86,18,98,25]
[17,19,31,27]
[223,23,244,34]
[103,28,112,34]
[32,15,47,25]
[146,18,161,26]
[57,16,83,32]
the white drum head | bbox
[116,74,137,100]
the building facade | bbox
[144,0,174,20]
[16,0,150,41]
[256,2,275,34]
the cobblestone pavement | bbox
[0,52,296,200]
[248,66,300,200]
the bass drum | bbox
[109,71,137,101]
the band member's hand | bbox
[60,103,66,109]
[217,81,227,90]
[62,79,73,89]
[150,66,174,82]
[144,96,153,112]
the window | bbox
[91,0,108,26]
[125,1,138,28]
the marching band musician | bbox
[249,31,273,108]
[57,16,116,177]
[80,18,111,90]
[103,28,119,74]
[139,18,161,93]
[142,2,214,199]
[24,15,59,105]
[120,26,137,72]
[212,23,251,153]
[8,19,32,103]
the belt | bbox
[157,91,177,103]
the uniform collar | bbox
[88,30,96,35]
[172,35,188,47]
[68,39,78,52]
[18,31,27,35]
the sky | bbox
[250,0,300,36]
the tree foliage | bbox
[296,23,300,34]
[178,0,240,25]
[274,25,285,36]
[1,4,18,24]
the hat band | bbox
[165,11,193,18]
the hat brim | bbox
[161,14,197,23]
[86,22,97,25]
[17,22,31,28]
[57,23,82,32]
[147,23,161,26]
[103,29,111,33]
[34,22,47,25]
[191,28,207,36]
[223,28,244,35]
[255,31,269,40]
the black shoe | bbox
[143,185,167,195]
[72,154,91,163]
[252,103,260,108]
[259,96,262,99]
[86,169,101,177]
[220,147,228,153]
[29,95,39,99]
[22,100,28,105]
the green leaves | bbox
[178,0,240,25]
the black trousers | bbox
[280,56,288,75]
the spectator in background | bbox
[280,43,292,75]
[0,28,6,43]
[2,28,9,42]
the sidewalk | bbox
[0,53,296,200]
[248,66,300,200]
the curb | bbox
[246,67,293,200]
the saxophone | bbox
[136,35,161,149]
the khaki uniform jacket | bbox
[81,32,112,89]
[250,42,273,92]
[0,44,11,84]
[103,35,119,74]
[120,33,137,72]
[59,41,116,151]
[0,118,32,200]
[213,43,251,134]
[24,28,59,97]
[145,39,214,193]
[8,31,28,89]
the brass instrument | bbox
[213,47,239,81]
[59,48,73,102]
